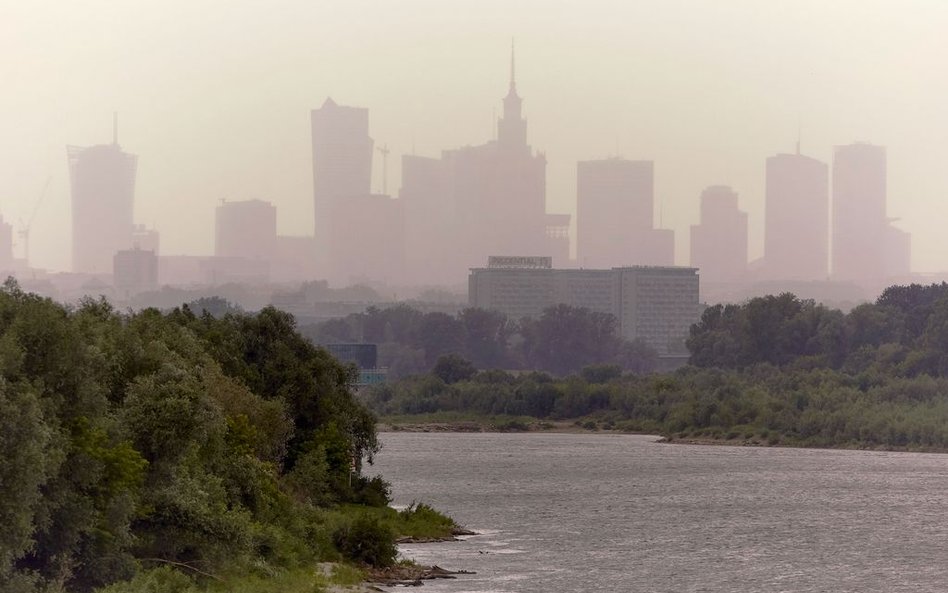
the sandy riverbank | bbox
[377,419,635,434]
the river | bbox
[368,432,948,593]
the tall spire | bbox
[509,38,516,93]
[499,39,526,147]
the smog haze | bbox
[3,0,946,276]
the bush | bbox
[495,419,529,432]
[431,354,476,384]
[97,566,198,593]
[352,475,391,507]
[397,502,456,536]
[332,515,397,568]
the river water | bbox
[368,432,948,593]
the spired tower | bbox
[498,42,527,149]
[446,43,548,267]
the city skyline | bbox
[3,1,945,274]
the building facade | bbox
[469,257,698,355]
[113,246,158,298]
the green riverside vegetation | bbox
[0,280,456,593]
[365,283,948,451]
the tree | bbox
[415,312,466,365]
[520,305,623,375]
[459,308,512,369]
[432,354,477,384]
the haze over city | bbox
[4,0,947,277]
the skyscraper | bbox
[577,158,653,268]
[400,154,456,284]
[447,44,547,267]
[576,158,674,267]
[67,119,137,274]
[832,142,887,283]
[396,44,550,283]
[764,152,829,280]
[690,185,747,283]
[310,98,374,273]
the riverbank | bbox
[378,414,632,434]
[379,417,948,454]
[659,433,948,454]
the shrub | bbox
[332,515,396,568]
[96,566,198,593]
[398,502,456,536]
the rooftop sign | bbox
[487,256,553,269]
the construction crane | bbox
[19,176,52,267]
[376,144,390,195]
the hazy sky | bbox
[3,0,947,275]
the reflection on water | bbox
[370,432,948,593]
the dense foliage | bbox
[0,282,451,593]
[366,283,948,451]
[304,304,657,377]
[687,284,948,375]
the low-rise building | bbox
[469,256,699,356]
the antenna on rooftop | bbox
[113,112,118,145]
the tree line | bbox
[303,303,657,377]
[688,283,948,377]
[362,283,948,451]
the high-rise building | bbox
[400,154,456,284]
[885,225,912,280]
[577,158,651,267]
[577,158,673,267]
[446,46,548,269]
[67,122,137,274]
[832,142,893,284]
[310,98,374,272]
[215,199,277,261]
[764,152,829,280]
[690,185,748,284]
[396,45,556,284]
